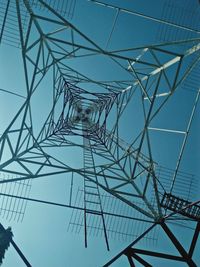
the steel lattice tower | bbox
[0,0,200,266]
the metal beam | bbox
[89,0,200,34]
[188,221,200,258]
[0,192,152,223]
[103,223,157,266]
[0,223,31,267]
[126,255,136,267]
[130,253,152,267]
[161,222,197,267]
[127,248,186,262]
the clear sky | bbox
[0,0,200,266]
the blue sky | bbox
[0,0,200,266]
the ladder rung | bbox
[85,192,99,196]
[85,183,97,187]
[85,200,100,205]
[85,185,97,189]
[85,176,96,180]
[86,209,102,215]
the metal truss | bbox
[104,204,200,266]
[0,0,200,266]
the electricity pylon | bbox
[0,0,200,266]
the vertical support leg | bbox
[131,253,152,267]
[126,254,136,267]
[188,221,200,258]
[161,222,197,267]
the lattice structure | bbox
[0,0,76,47]
[161,193,200,220]
[156,166,198,201]
[0,1,200,266]
[157,0,200,93]
[30,0,76,18]
[0,173,32,222]
[51,82,117,140]
[68,189,158,245]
